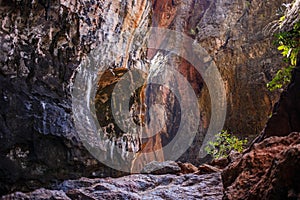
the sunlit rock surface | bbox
[223,4,300,199]
[194,0,285,138]
[144,0,285,165]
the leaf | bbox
[277,45,285,50]
[205,130,248,159]
[279,15,285,22]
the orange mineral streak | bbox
[147,0,178,59]
[96,68,164,172]
[120,0,148,68]
[131,83,165,173]
[97,68,129,89]
[132,0,205,173]
[97,0,204,173]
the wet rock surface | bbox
[2,173,224,200]
[222,132,300,200]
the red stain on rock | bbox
[147,0,178,59]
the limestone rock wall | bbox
[0,0,151,195]
[258,0,300,140]
[145,0,286,164]
[195,0,284,136]
[0,0,292,195]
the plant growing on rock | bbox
[267,5,300,91]
[205,130,248,159]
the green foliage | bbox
[267,66,294,91]
[205,130,248,159]
[190,28,196,35]
[268,20,300,91]
[279,15,285,22]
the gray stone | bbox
[141,161,181,175]
[2,173,224,200]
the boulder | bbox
[177,162,199,174]
[196,164,222,175]
[1,188,71,200]
[222,132,300,200]
[209,158,229,169]
[140,161,181,175]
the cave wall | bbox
[258,0,300,139]
[260,61,300,139]
[144,0,286,164]
[196,0,285,137]
[0,0,151,195]
[0,0,291,195]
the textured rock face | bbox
[253,0,300,141]
[144,0,208,165]
[2,173,224,200]
[0,0,151,195]
[144,0,285,165]
[260,59,300,139]
[222,132,300,200]
[0,0,292,196]
[195,0,284,137]
[140,160,181,175]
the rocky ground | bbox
[2,160,224,199]
[2,132,300,199]
[2,173,223,200]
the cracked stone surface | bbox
[2,172,224,200]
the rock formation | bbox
[259,64,300,139]
[258,0,300,140]
[222,132,300,200]
[140,160,181,175]
[0,0,294,197]
[143,0,285,165]
[0,0,151,195]
[2,172,224,200]
[223,2,300,199]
